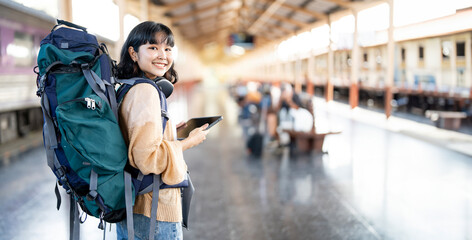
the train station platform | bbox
[1,83,471,240]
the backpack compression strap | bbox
[81,63,119,120]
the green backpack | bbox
[36,20,177,240]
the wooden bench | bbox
[284,129,341,153]
[279,94,342,153]
[425,110,467,130]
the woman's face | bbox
[130,34,174,79]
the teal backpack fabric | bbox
[36,20,130,228]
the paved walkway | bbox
[0,131,42,166]
[312,97,472,157]
[1,85,471,240]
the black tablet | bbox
[177,116,223,139]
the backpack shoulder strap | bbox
[118,78,168,240]
[116,78,168,133]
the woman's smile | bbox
[153,61,167,69]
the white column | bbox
[466,35,472,91]
[58,0,73,21]
[350,9,359,109]
[141,0,149,21]
[295,56,302,93]
[307,53,315,96]
[308,53,315,80]
[451,37,457,94]
[385,0,395,118]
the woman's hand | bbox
[176,121,187,133]
[181,123,209,151]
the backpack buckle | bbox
[98,212,105,230]
[81,63,90,70]
[56,166,67,179]
[161,109,169,119]
[36,75,46,97]
[86,190,98,201]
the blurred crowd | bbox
[229,80,315,156]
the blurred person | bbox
[231,79,248,106]
[245,81,262,104]
[277,83,303,129]
[279,83,303,110]
[238,81,262,140]
[266,84,281,140]
[275,83,313,145]
[115,21,209,240]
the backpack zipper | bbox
[85,97,96,110]
[61,97,100,110]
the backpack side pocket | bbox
[56,95,127,179]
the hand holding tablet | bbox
[177,116,223,139]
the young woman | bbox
[115,21,208,240]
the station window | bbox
[375,50,382,65]
[362,52,369,68]
[457,68,465,86]
[401,48,406,62]
[7,32,34,67]
[442,41,452,59]
[419,46,424,60]
[456,42,465,57]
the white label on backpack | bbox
[61,42,69,48]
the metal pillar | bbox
[326,16,334,102]
[350,10,359,109]
[307,54,315,96]
[295,57,302,94]
[466,35,472,97]
[385,0,395,118]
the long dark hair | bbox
[117,21,178,84]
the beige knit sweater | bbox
[119,83,187,222]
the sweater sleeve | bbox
[119,83,187,185]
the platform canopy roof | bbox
[120,0,388,61]
[138,0,384,50]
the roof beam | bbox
[174,6,238,27]
[259,0,328,21]
[322,0,352,8]
[184,20,235,40]
[164,0,198,11]
[259,29,285,39]
[263,20,295,35]
[195,14,237,30]
[280,2,328,21]
[170,1,230,23]
[246,15,293,42]
[323,0,381,10]
[192,25,234,46]
[247,0,286,34]
[254,9,310,29]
